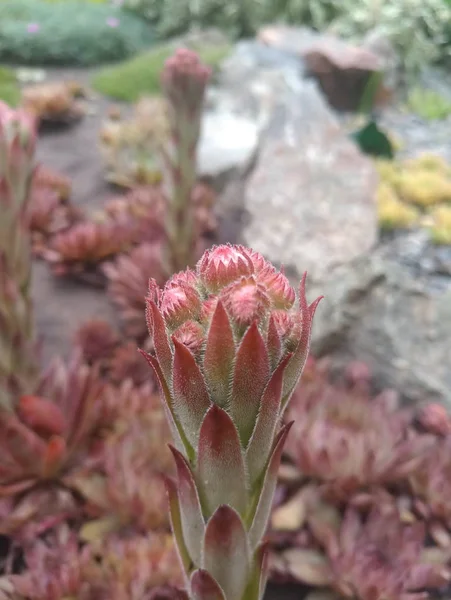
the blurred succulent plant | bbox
[0,101,39,411]
[100,96,169,189]
[44,219,138,277]
[161,49,212,272]
[409,436,451,530]
[72,410,173,540]
[284,358,431,500]
[109,341,153,386]
[21,82,86,127]
[84,533,185,600]
[143,244,321,600]
[7,525,90,600]
[74,319,120,366]
[0,351,105,496]
[32,164,72,202]
[104,242,168,339]
[6,525,185,600]
[274,501,449,599]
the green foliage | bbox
[124,0,451,77]
[407,87,451,120]
[92,41,231,101]
[0,66,21,107]
[351,120,394,159]
[0,0,155,67]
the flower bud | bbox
[198,244,255,293]
[220,275,270,328]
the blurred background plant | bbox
[0,0,154,66]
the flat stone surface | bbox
[242,80,378,281]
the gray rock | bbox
[311,234,451,407]
[210,41,308,127]
[242,80,379,282]
[197,111,259,184]
[257,25,383,111]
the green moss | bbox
[92,42,231,101]
[407,87,451,120]
[0,66,21,107]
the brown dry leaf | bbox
[271,489,307,531]
[282,548,332,586]
[80,515,122,543]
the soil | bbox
[32,68,142,365]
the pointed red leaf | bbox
[42,436,66,478]
[170,445,205,567]
[246,355,291,488]
[139,349,187,456]
[190,570,225,600]
[172,338,211,448]
[267,314,282,370]
[249,422,293,548]
[230,322,270,447]
[147,300,173,383]
[197,405,247,518]
[281,275,322,409]
[18,395,66,436]
[203,505,250,600]
[203,301,235,408]
[165,476,194,581]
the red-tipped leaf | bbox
[249,422,293,548]
[139,349,186,455]
[170,445,205,567]
[202,505,250,600]
[197,405,247,518]
[190,570,225,600]
[147,300,173,383]
[246,355,291,487]
[281,275,321,408]
[203,301,235,408]
[172,338,211,448]
[230,322,270,446]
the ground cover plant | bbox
[0,0,155,66]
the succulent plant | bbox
[143,243,321,600]
[409,436,451,529]
[7,526,185,600]
[74,319,120,366]
[284,358,430,500]
[0,101,39,411]
[44,219,137,277]
[161,49,212,272]
[109,341,153,387]
[32,164,72,202]
[275,501,449,599]
[104,242,168,339]
[377,182,420,231]
[0,351,105,496]
[73,410,173,540]
[21,82,85,127]
[85,533,185,600]
[7,525,90,600]
[99,96,169,189]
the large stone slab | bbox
[311,232,451,407]
[242,80,378,282]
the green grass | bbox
[91,41,232,101]
[0,66,21,107]
[407,87,451,120]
